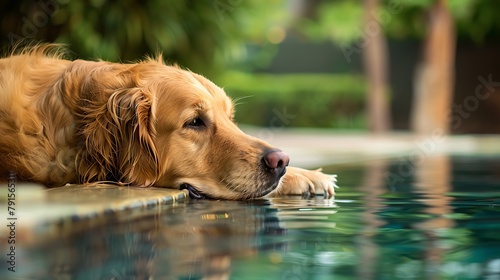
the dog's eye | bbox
[185,117,205,129]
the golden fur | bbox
[0,45,336,200]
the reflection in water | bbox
[358,159,388,280]
[2,156,500,279]
[414,155,454,229]
[369,155,500,279]
[415,155,453,280]
[15,200,287,279]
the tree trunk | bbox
[362,0,391,133]
[411,0,456,135]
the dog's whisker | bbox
[232,95,254,108]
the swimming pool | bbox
[4,155,500,279]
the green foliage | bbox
[217,72,367,128]
[299,0,500,44]
[300,1,364,44]
[451,0,500,42]
[299,0,402,44]
[383,0,492,41]
[1,0,291,76]
[53,0,249,74]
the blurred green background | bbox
[1,0,500,133]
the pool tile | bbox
[0,184,188,245]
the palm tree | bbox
[411,0,456,135]
[362,0,391,133]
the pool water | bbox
[7,155,500,279]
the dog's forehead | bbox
[187,71,233,110]
[155,66,234,117]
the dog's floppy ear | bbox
[76,83,159,186]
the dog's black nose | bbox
[263,149,290,174]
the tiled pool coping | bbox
[1,184,188,245]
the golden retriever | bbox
[0,45,336,200]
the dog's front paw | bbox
[272,167,337,198]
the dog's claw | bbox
[180,183,206,199]
[276,167,337,199]
[301,189,315,199]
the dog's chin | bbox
[254,180,281,198]
[179,179,281,200]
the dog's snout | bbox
[263,149,290,171]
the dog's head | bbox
[76,59,289,200]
